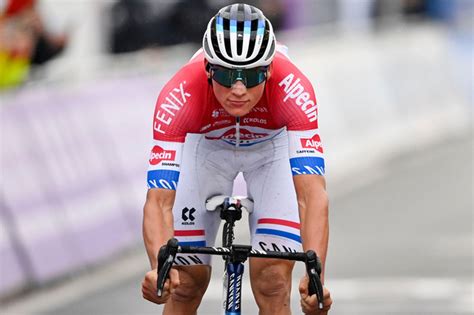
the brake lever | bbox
[305,250,324,310]
[156,238,179,297]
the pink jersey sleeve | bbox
[147,60,207,190]
[269,54,325,176]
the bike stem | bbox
[220,197,243,255]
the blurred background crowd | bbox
[0,0,471,90]
[0,0,472,314]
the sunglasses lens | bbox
[211,67,267,88]
[211,68,233,87]
[244,69,267,88]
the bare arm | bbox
[142,188,176,269]
[293,174,329,282]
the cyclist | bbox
[141,3,332,314]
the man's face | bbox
[212,80,266,117]
[209,64,271,117]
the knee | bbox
[171,266,210,303]
[251,260,293,299]
[172,283,203,303]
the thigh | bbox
[172,135,235,265]
[244,135,302,254]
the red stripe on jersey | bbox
[257,218,300,229]
[174,230,205,236]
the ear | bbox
[204,60,211,76]
[267,63,273,80]
[204,60,213,85]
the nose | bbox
[231,80,247,96]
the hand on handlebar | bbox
[299,276,332,314]
[142,238,181,304]
[142,268,180,304]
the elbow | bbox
[143,189,175,215]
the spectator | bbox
[0,0,67,90]
[155,0,214,46]
[108,0,156,53]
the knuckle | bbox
[146,272,153,280]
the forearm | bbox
[294,175,329,282]
[142,190,176,269]
[299,191,329,281]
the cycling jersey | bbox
[147,45,325,191]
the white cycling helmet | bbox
[203,3,276,69]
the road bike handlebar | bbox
[156,238,179,297]
[305,250,324,309]
[156,238,325,309]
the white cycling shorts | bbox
[172,130,303,266]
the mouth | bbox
[227,100,249,108]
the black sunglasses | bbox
[209,65,268,88]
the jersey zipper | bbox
[235,116,240,148]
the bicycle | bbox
[156,195,324,314]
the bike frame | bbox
[157,197,324,314]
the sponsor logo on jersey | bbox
[242,117,267,125]
[290,157,325,176]
[212,119,232,127]
[200,124,211,132]
[181,207,196,225]
[147,169,180,190]
[211,108,229,119]
[300,134,323,153]
[154,81,191,135]
[161,162,180,167]
[251,107,268,113]
[149,145,176,165]
[278,73,318,122]
[205,128,268,141]
[258,241,298,253]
